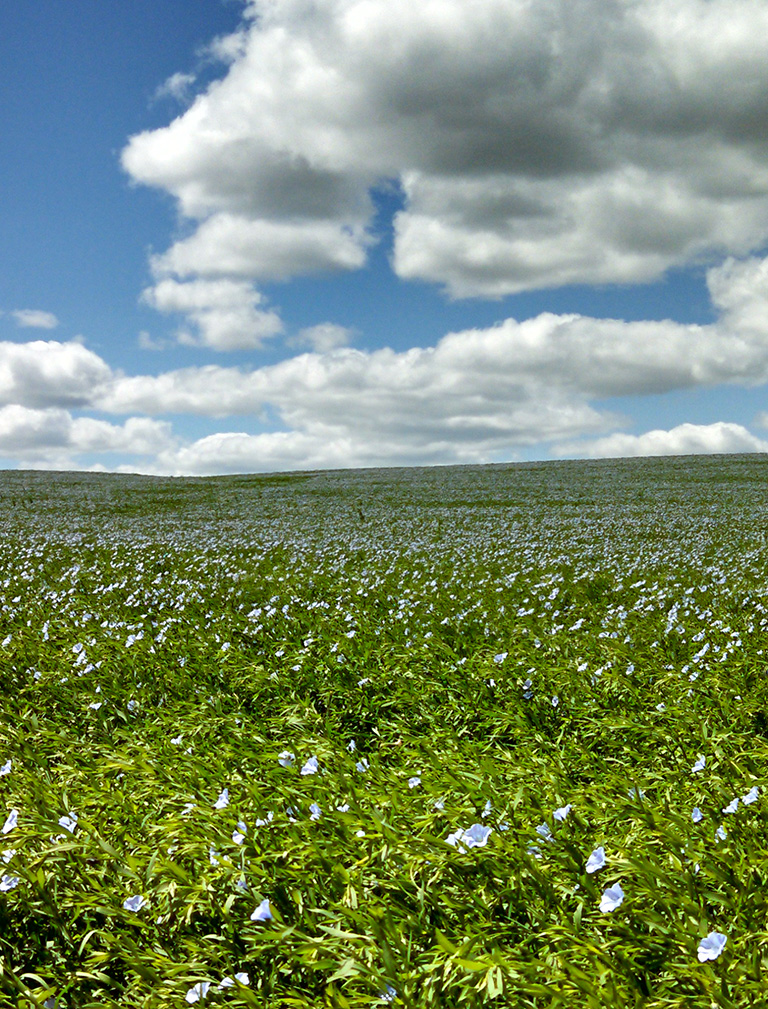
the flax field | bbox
[2,456,768,1007]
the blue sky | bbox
[2,0,768,473]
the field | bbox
[2,456,768,1007]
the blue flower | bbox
[585,846,606,874]
[697,932,727,962]
[251,898,272,922]
[599,883,624,912]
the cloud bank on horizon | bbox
[3,253,768,472]
[7,0,768,473]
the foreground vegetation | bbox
[1,456,768,1007]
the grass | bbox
[0,456,767,1006]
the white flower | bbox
[408,776,421,789]
[171,735,183,745]
[655,702,666,712]
[309,803,321,820]
[2,810,18,835]
[599,883,624,912]
[697,931,727,962]
[209,846,220,866]
[185,982,211,1003]
[232,821,247,845]
[551,695,559,707]
[0,874,19,891]
[743,786,759,804]
[59,813,77,833]
[251,898,272,922]
[462,823,493,848]
[722,798,739,814]
[379,984,397,1002]
[278,750,294,768]
[446,823,492,850]
[347,740,356,752]
[123,894,146,912]
[493,652,507,664]
[536,822,553,841]
[356,758,369,773]
[553,804,571,822]
[213,788,229,809]
[0,760,11,776]
[586,846,606,874]
[301,756,319,775]
[692,807,703,823]
[716,825,727,841]
[692,755,706,773]
[2,849,16,863]
[88,701,102,711]
[219,972,250,989]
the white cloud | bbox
[289,323,356,352]
[0,340,112,408]
[12,310,59,330]
[90,251,768,472]
[141,278,283,351]
[0,406,173,462]
[69,416,174,456]
[0,405,71,453]
[154,423,526,476]
[157,430,366,475]
[151,214,369,282]
[102,254,768,421]
[4,252,768,471]
[153,71,197,103]
[706,255,768,334]
[137,331,168,351]
[98,331,618,449]
[123,0,768,300]
[556,422,768,459]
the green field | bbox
[2,457,768,1008]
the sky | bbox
[3,0,768,475]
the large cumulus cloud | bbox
[123,0,768,310]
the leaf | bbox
[327,959,361,982]
[435,929,457,954]
[457,958,488,972]
[484,966,504,999]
